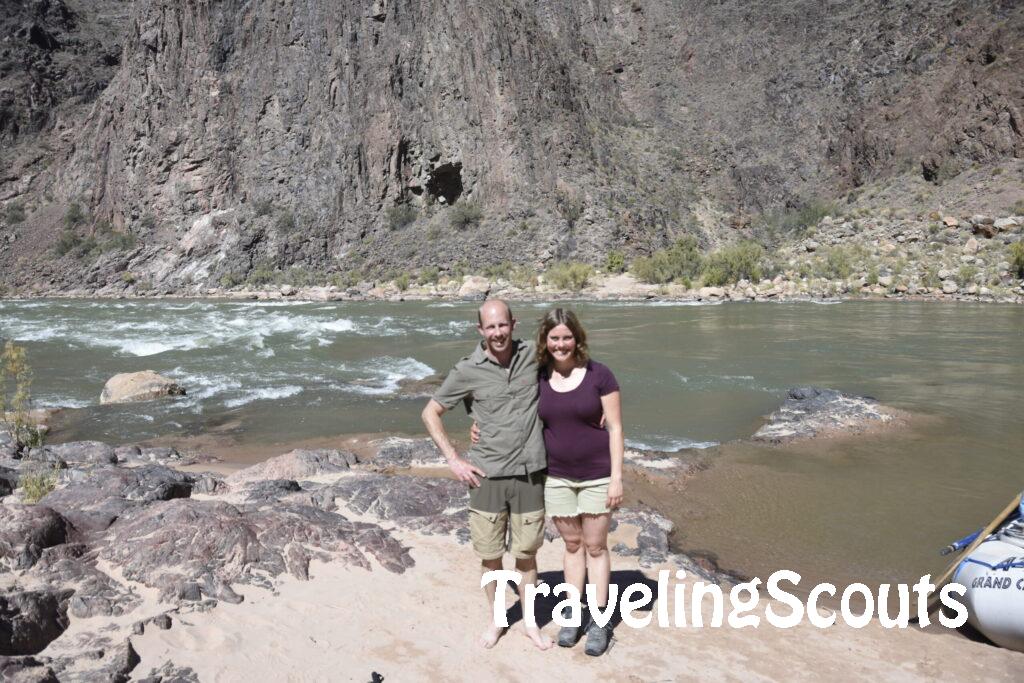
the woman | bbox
[536,307,623,656]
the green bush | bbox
[866,265,879,286]
[121,272,137,284]
[761,200,839,240]
[330,271,362,289]
[545,262,593,292]
[417,266,440,285]
[604,250,626,274]
[4,202,26,224]
[54,230,83,256]
[821,246,853,280]
[253,199,274,217]
[386,204,417,231]
[0,341,39,452]
[509,265,538,290]
[483,261,514,281]
[1009,241,1024,278]
[631,236,702,284]
[555,190,584,229]
[957,265,978,286]
[700,241,766,286]
[64,202,87,228]
[21,466,58,503]
[394,272,411,291]
[275,210,296,232]
[219,272,243,288]
[449,202,483,230]
[140,213,157,231]
[1009,200,1024,216]
[105,231,137,251]
[247,262,276,286]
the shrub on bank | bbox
[631,236,702,284]
[545,262,593,292]
[604,250,626,274]
[449,202,483,230]
[820,247,853,280]
[417,266,440,285]
[1010,241,1024,278]
[394,272,410,291]
[386,204,417,231]
[700,241,766,286]
[54,230,83,256]
[21,466,57,503]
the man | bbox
[421,299,551,650]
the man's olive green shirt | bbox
[432,339,546,477]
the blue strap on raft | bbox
[940,493,1024,556]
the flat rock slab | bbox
[752,386,895,443]
[331,473,470,541]
[25,441,117,466]
[101,497,414,603]
[225,449,359,486]
[367,437,447,469]
[40,464,194,532]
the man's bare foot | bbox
[523,624,553,650]
[480,623,505,649]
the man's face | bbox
[477,304,515,357]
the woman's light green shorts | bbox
[544,476,611,517]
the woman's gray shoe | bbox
[584,620,613,656]
[557,606,588,647]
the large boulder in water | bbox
[100,371,186,404]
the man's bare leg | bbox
[480,557,506,648]
[515,556,552,650]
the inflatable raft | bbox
[951,499,1024,651]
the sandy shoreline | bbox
[128,526,1022,682]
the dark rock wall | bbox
[1,0,1021,285]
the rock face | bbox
[2,1,1022,291]
[0,589,73,656]
[100,371,186,404]
[752,386,895,443]
[0,505,69,570]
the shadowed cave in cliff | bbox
[426,162,463,204]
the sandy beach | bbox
[129,522,1022,682]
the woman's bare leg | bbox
[553,515,586,593]
[581,513,612,607]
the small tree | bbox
[0,340,42,452]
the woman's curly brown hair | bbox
[535,308,589,368]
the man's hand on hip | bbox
[448,454,486,487]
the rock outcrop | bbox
[752,386,896,443]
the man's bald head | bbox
[477,299,512,326]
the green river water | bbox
[1,298,1021,591]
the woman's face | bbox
[546,323,576,364]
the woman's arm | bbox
[600,390,624,509]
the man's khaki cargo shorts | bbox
[468,471,546,560]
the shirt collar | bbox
[472,339,523,366]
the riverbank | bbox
[2,212,1023,304]
[3,437,1022,680]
